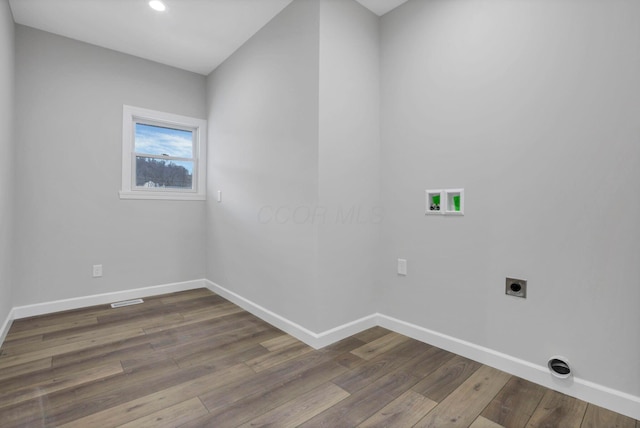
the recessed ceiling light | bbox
[149,0,166,12]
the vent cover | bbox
[548,356,571,379]
[110,298,144,308]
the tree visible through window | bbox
[120,105,207,200]
[134,123,194,189]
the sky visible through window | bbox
[135,123,194,188]
[135,123,193,159]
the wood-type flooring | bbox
[0,288,637,427]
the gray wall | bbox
[13,26,207,306]
[0,0,14,324]
[317,0,380,329]
[379,0,640,396]
[206,0,380,332]
[5,0,639,406]
[206,0,322,329]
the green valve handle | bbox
[431,195,440,211]
[453,195,460,211]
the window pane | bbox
[135,123,193,158]
[136,157,194,189]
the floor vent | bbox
[110,298,144,308]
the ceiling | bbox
[8,0,409,76]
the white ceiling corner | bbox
[8,0,408,75]
[8,0,294,75]
[355,0,409,16]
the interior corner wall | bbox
[206,0,322,331]
[0,0,15,326]
[379,0,640,399]
[317,0,380,330]
[13,26,207,306]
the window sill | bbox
[119,191,205,201]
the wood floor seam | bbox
[0,288,637,428]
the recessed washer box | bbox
[425,190,443,214]
[444,189,464,215]
[425,189,464,216]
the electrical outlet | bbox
[505,277,526,298]
[92,264,103,278]
[397,259,407,276]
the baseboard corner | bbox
[204,279,377,349]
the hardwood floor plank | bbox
[0,333,45,352]
[0,289,636,428]
[181,299,245,319]
[154,290,228,309]
[23,359,186,426]
[332,351,411,394]
[147,312,261,350]
[198,351,338,413]
[191,360,348,427]
[2,351,113,391]
[332,338,436,394]
[59,363,253,428]
[157,287,216,304]
[358,389,437,427]
[165,321,278,363]
[0,357,51,382]
[320,336,367,355]
[259,333,300,351]
[352,326,392,343]
[411,353,481,402]
[118,397,209,428]
[52,338,156,368]
[481,376,546,428]
[334,351,366,369]
[470,415,506,428]
[246,339,314,372]
[525,390,588,428]
[238,382,350,428]
[144,302,245,334]
[0,328,147,370]
[40,312,183,343]
[582,404,637,428]
[414,365,512,428]
[173,338,271,371]
[7,309,106,335]
[3,358,179,425]
[298,379,396,427]
[0,361,122,408]
[300,348,442,428]
[320,336,368,370]
[401,345,456,379]
[0,395,53,427]
[350,332,410,361]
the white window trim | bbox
[120,105,207,201]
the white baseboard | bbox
[0,307,14,348]
[2,279,638,420]
[377,314,640,421]
[11,279,206,320]
[205,280,377,349]
[204,281,640,420]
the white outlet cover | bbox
[397,259,407,276]
[92,264,103,278]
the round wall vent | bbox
[548,356,571,379]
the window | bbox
[120,105,207,200]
